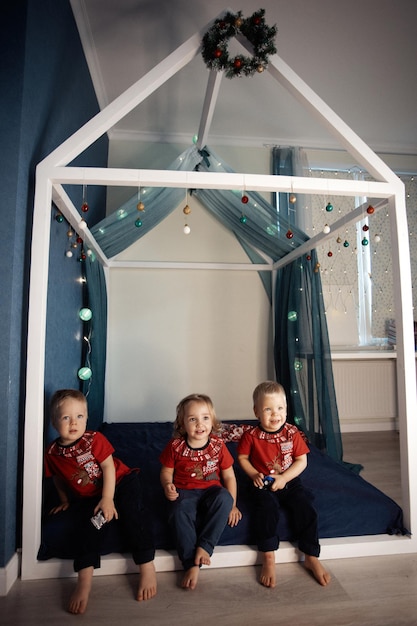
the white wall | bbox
[105,195,274,423]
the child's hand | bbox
[252,472,266,490]
[49,502,69,514]
[95,496,118,522]
[164,482,179,501]
[270,475,287,491]
[228,505,242,527]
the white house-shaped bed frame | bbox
[21,10,417,580]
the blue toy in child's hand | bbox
[262,476,274,490]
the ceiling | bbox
[70,0,417,158]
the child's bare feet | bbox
[259,551,276,588]
[195,546,211,567]
[304,555,331,586]
[181,565,200,590]
[68,566,93,614]
[137,560,157,601]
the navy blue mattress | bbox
[38,421,407,561]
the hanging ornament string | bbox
[201,9,277,79]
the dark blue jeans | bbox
[73,471,155,571]
[252,477,320,557]
[168,486,233,571]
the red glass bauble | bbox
[233,57,242,68]
[214,48,222,58]
[241,194,249,204]
[286,230,293,239]
[81,202,89,213]
[367,205,375,214]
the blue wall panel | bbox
[0,0,108,567]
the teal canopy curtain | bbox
[87,144,349,466]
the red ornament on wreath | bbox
[214,48,222,58]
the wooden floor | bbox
[2,432,417,626]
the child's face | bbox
[53,397,88,446]
[182,400,213,447]
[254,391,287,432]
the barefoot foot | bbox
[181,565,200,590]
[68,566,93,614]
[137,560,157,601]
[195,546,211,567]
[304,555,331,586]
[259,551,276,588]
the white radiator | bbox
[332,358,398,432]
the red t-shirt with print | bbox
[159,435,234,490]
[45,430,131,498]
[237,423,309,476]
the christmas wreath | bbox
[201,9,277,79]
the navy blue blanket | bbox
[38,421,407,561]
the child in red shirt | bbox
[238,381,331,589]
[45,389,157,613]
[160,393,241,590]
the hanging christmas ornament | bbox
[65,250,73,258]
[135,219,143,228]
[325,202,333,212]
[240,215,247,224]
[367,205,375,214]
[183,224,191,235]
[241,194,249,204]
[67,229,74,238]
[286,229,294,239]
[79,219,87,230]
[55,213,64,223]
[314,262,321,273]
[363,224,369,232]
[306,254,311,261]
[374,234,381,243]
[343,240,350,248]
[336,236,342,244]
[362,237,369,246]
[323,224,331,234]
[136,188,145,211]
[289,193,297,204]
[81,184,89,213]
[183,204,191,215]
[327,251,333,257]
